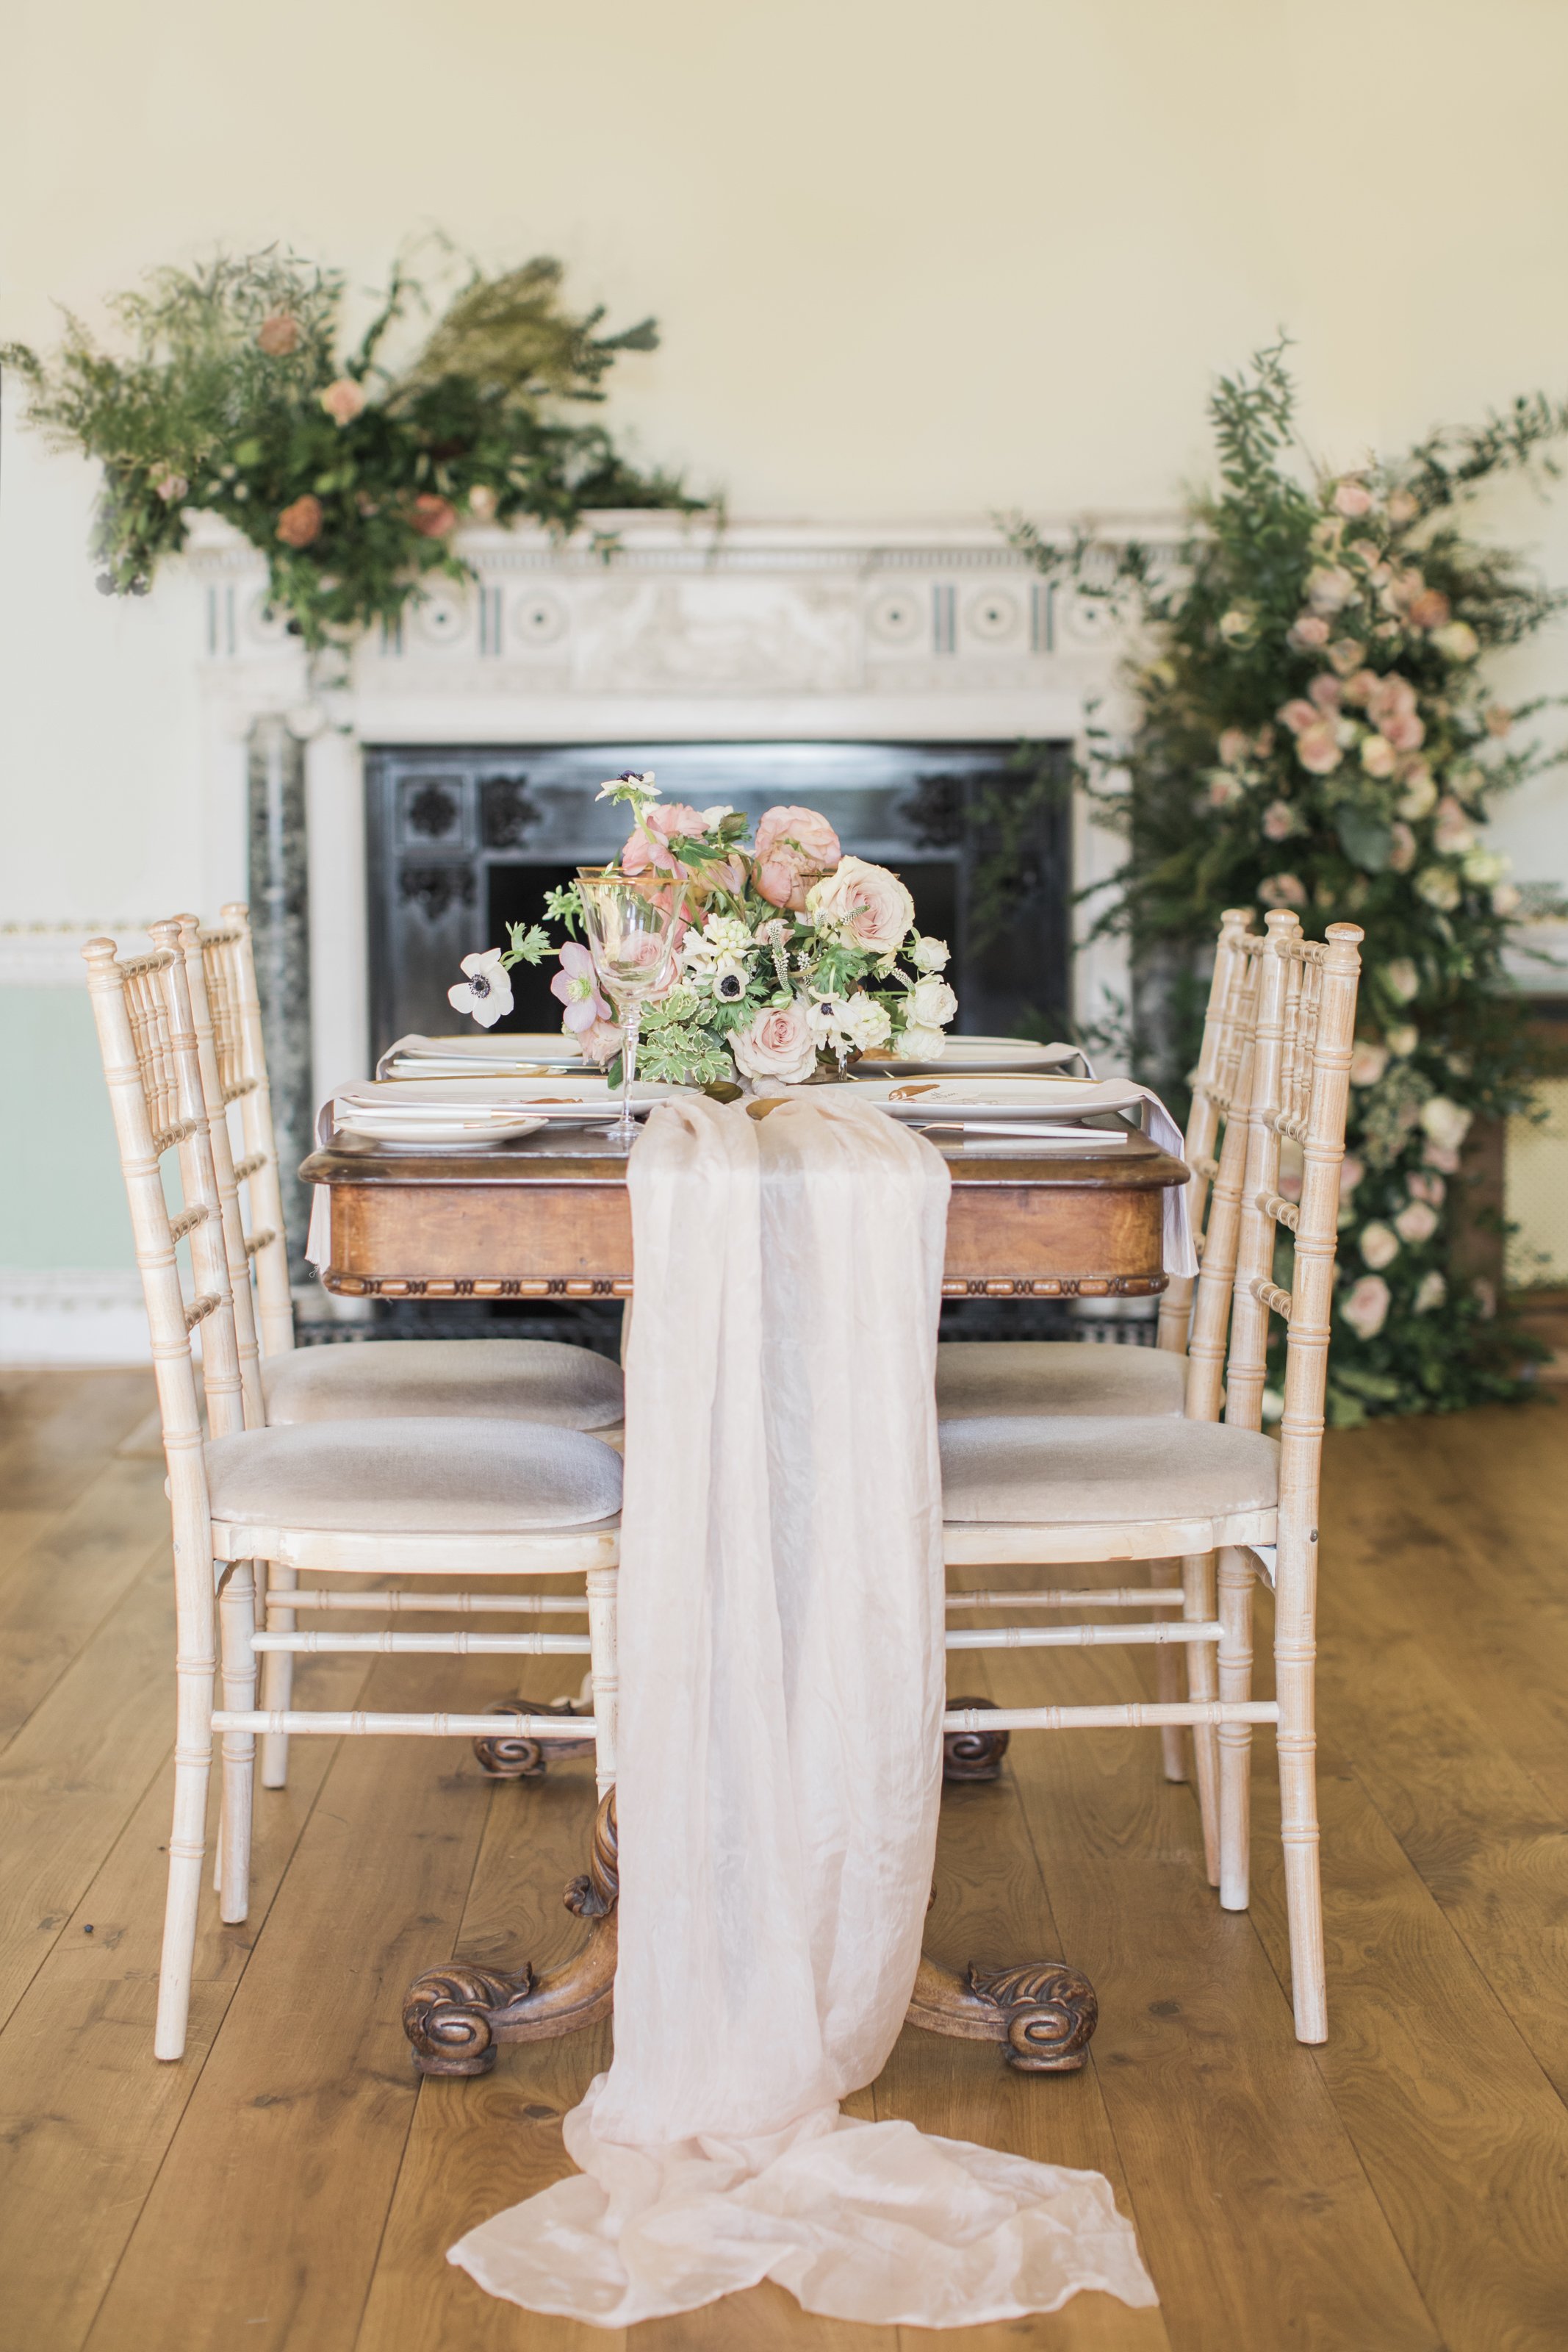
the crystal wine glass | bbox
[575,869,688,1147]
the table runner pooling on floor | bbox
[448,1093,1157,2328]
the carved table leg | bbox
[942,1694,1011,1784]
[905,1953,1098,2071]
[472,1696,596,1779]
[403,1790,619,2076]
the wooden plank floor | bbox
[1,1367,1566,2351]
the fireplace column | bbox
[247,715,314,1283]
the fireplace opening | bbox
[367,739,1071,1061]
[362,739,1079,1347]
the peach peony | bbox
[276,493,323,549]
[806,856,915,953]
[320,377,366,426]
[1407,587,1451,631]
[256,312,301,356]
[411,493,458,538]
[752,805,842,910]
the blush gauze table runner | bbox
[449,1094,1157,2326]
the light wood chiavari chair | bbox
[84,928,623,2062]
[938,911,1361,2042]
[173,907,624,1790]
[937,907,1261,1849]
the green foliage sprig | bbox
[1011,342,1568,1422]
[2,246,702,648]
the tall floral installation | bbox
[456,775,957,1086]
[1015,345,1567,1424]
[1,247,697,649]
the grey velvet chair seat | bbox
[260,1337,625,1430]
[936,1341,1186,1421]
[204,1416,624,1532]
[940,1413,1279,1525]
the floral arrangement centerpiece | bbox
[449,773,957,1086]
[1012,343,1568,1423]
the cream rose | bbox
[806,856,916,953]
[730,997,819,1084]
[898,1024,947,1059]
[907,975,957,1029]
[1341,1274,1390,1338]
[1395,1200,1439,1244]
[1420,1097,1472,1156]
[1359,1222,1400,1271]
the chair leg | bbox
[1216,1545,1254,1912]
[155,1629,216,2062]
[1153,1560,1187,1782]
[1184,1551,1220,1887]
[586,1563,619,1798]
[217,1560,256,1923]
[259,1560,297,1788]
[1276,1544,1327,2042]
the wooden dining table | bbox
[301,1113,1189,2081]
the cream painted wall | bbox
[3,0,1568,1293]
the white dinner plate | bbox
[337,1113,549,1146]
[847,1075,1146,1122]
[853,1037,1094,1079]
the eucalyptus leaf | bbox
[1335,807,1393,872]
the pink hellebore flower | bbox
[550,941,611,1035]
[620,803,709,878]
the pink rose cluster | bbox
[752,806,842,910]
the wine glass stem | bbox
[619,1006,641,1142]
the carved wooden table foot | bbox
[403,1790,619,2076]
[472,1696,596,1780]
[942,1695,1011,1784]
[905,1954,1098,2071]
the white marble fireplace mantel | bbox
[178,511,1168,1098]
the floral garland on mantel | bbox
[1014,344,1568,1423]
[452,776,957,1086]
[1,246,701,650]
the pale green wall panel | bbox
[0,989,134,1269]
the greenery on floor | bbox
[1012,344,1568,1421]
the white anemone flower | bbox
[447,949,514,1029]
[711,956,749,1003]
